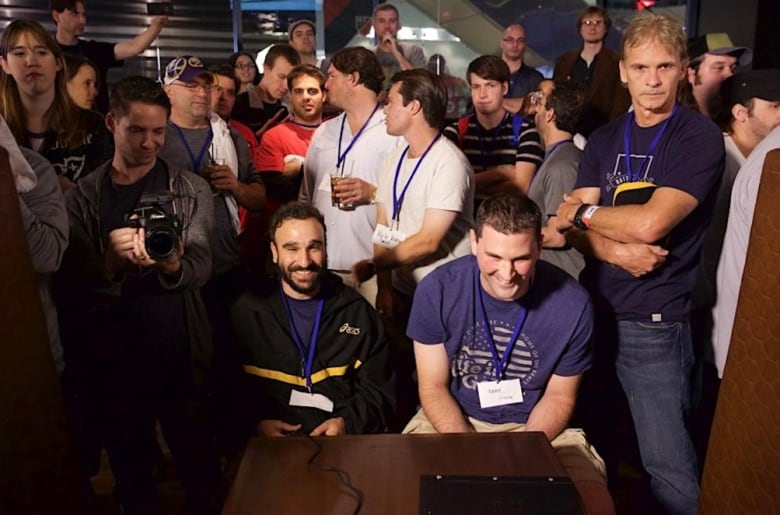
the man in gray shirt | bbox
[372,3,425,93]
[527,79,586,279]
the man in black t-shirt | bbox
[58,76,221,515]
[51,0,168,113]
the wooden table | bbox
[222,432,571,515]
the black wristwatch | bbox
[573,204,591,231]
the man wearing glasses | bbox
[553,6,630,137]
[500,24,543,108]
[159,56,265,394]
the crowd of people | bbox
[3,1,779,514]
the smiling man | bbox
[555,13,723,514]
[58,75,221,515]
[404,193,613,514]
[229,201,394,442]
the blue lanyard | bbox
[622,103,679,182]
[545,139,573,157]
[391,133,441,222]
[170,123,213,172]
[476,112,509,171]
[279,283,325,390]
[336,103,380,173]
[476,269,528,381]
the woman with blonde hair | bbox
[0,19,111,190]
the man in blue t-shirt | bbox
[556,13,723,515]
[405,193,613,514]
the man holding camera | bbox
[57,76,222,515]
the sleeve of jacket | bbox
[18,149,68,274]
[335,307,396,434]
[159,171,214,291]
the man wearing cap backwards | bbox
[689,68,780,473]
[711,71,780,380]
[556,13,723,514]
[288,19,318,67]
[58,75,222,514]
[687,32,753,118]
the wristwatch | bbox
[573,204,590,231]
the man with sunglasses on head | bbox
[554,6,630,137]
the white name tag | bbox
[372,223,407,248]
[289,389,334,413]
[477,379,524,409]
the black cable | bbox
[304,435,364,515]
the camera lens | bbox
[145,227,177,261]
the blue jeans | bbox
[615,320,699,515]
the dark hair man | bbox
[553,6,630,137]
[404,193,614,514]
[299,47,402,305]
[444,55,543,197]
[288,19,318,67]
[228,201,394,441]
[50,0,167,113]
[686,33,752,118]
[58,75,221,515]
[556,13,723,514]
[372,3,426,92]
[351,68,474,426]
[527,79,586,279]
[231,43,301,141]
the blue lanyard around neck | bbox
[279,282,325,390]
[623,103,679,182]
[170,122,213,172]
[336,103,380,173]
[391,133,441,223]
[476,269,528,382]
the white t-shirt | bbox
[300,109,403,270]
[376,136,475,295]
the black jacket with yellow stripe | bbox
[229,272,395,439]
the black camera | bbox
[125,192,182,262]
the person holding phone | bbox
[50,0,169,113]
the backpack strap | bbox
[457,115,470,146]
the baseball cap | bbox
[720,69,780,107]
[288,19,315,37]
[164,55,217,86]
[687,33,753,66]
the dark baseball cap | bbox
[164,55,217,86]
[720,69,780,107]
[288,19,315,37]
[688,33,752,66]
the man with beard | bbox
[229,202,395,442]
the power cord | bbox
[304,435,364,515]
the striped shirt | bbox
[443,113,544,173]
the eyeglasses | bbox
[582,19,604,26]
[234,63,255,70]
[172,81,212,93]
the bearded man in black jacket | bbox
[229,202,395,443]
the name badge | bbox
[372,223,407,248]
[477,379,524,409]
[289,389,334,413]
